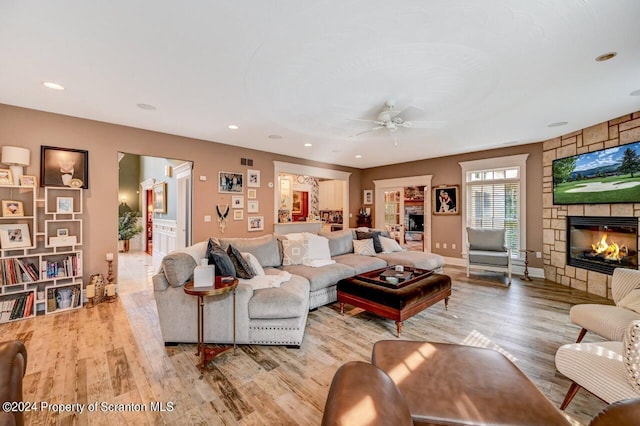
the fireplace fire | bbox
[567,216,638,275]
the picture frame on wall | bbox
[233,210,244,221]
[40,146,89,188]
[231,195,244,209]
[153,182,167,213]
[433,185,459,215]
[247,200,259,213]
[248,216,264,232]
[247,188,257,199]
[363,189,373,205]
[0,223,31,249]
[219,171,244,193]
[247,169,260,187]
[1,200,24,217]
[56,197,74,214]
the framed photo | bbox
[248,216,264,232]
[219,171,243,193]
[231,195,244,209]
[0,224,31,249]
[19,175,37,187]
[233,209,244,221]
[57,228,69,237]
[0,169,13,185]
[1,200,23,217]
[247,169,260,187]
[292,191,302,214]
[363,189,373,205]
[247,188,257,199]
[247,200,259,213]
[433,185,459,215]
[40,146,89,188]
[153,182,167,213]
[56,197,74,214]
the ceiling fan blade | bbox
[404,120,447,129]
[396,105,427,122]
[352,126,384,137]
[348,118,383,124]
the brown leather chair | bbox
[321,361,412,426]
[0,340,27,426]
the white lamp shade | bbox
[1,146,30,166]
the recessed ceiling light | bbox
[630,89,640,96]
[228,125,239,130]
[42,81,65,91]
[268,134,282,139]
[304,143,312,147]
[355,155,362,159]
[547,121,568,128]
[595,52,617,62]
[136,103,156,110]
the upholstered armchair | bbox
[555,320,640,410]
[466,227,512,284]
[570,267,640,343]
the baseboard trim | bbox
[442,256,545,279]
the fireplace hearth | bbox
[567,216,638,275]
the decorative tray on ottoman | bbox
[357,266,433,289]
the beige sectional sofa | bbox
[152,229,445,347]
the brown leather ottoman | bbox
[337,269,451,336]
[372,340,567,426]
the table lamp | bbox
[1,146,30,184]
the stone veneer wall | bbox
[542,111,640,299]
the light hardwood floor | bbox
[4,262,611,425]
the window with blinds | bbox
[466,167,521,255]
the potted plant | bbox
[118,211,143,252]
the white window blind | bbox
[467,180,520,254]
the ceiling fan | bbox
[350,100,446,142]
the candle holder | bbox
[86,296,95,308]
[106,259,114,284]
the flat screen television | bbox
[553,140,640,205]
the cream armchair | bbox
[570,267,640,343]
[466,227,512,285]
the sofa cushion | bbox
[319,229,354,257]
[333,253,387,274]
[353,238,376,256]
[161,252,197,287]
[227,244,256,279]
[242,252,265,276]
[380,236,403,253]
[282,239,309,265]
[280,263,355,292]
[305,233,332,262]
[467,227,506,251]
[375,251,445,271]
[207,239,236,277]
[248,272,310,319]
[356,230,383,253]
[219,234,282,267]
[619,289,640,314]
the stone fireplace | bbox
[567,216,638,275]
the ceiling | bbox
[1,1,639,169]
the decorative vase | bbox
[90,273,105,303]
[56,288,73,309]
[119,239,130,253]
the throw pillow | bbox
[241,252,265,276]
[161,252,197,287]
[304,233,332,262]
[356,230,383,253]
[623,320,640,391]
[227,244,256,279]
[353,238,376,256]
[380,236,403,253]
[206,238,236,277]
[282,238,309,265]
[618,289,640,314]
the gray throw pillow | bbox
[206,238,236,277]
[227,244,256,279]
[161,252,197,287]
[356,230,383,253]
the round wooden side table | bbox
[184,276,238,378]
